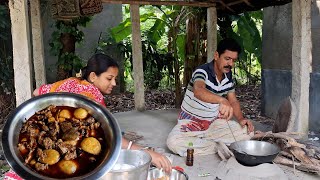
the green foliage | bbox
[57,52,84,73]
[103,5,184,90]
[176,34,186,63]
[110,18,132,43]
[220,11,263,85]
[49,17,91,73]
[105,5,263,91]
[0,4,13,94]
[0,4,10,40]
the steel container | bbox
[230,140,280,166]
[147,167,189,180]
[103,149,152,180]
[1,92,122,180]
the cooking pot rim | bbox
[110,149,152,173]
[148,166,189,180]
[230,140,281,157]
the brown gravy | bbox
[18,105,109,178]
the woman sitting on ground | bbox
[5,53,171,180]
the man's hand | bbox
[219,98,233,120]
[239,118,254,133]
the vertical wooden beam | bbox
[9,0,33,106]
[130,5,145,111]
[30,0,46,87]
[207,5,217,62]
[291,0,312,133]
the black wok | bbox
[230,140,280,166]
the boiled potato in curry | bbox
[74,108,88,119]
[17,105,108,178]
[59,109,72,119]
[58,160,78,175]
[39,149,60,165]
[81,137,101,155]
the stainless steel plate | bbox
[2,92,122,180]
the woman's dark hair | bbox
[216,38,241,56]
[81,53,119,80]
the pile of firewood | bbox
[252,131,320,174]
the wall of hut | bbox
[43,4,123,92]
[262,1,320,131]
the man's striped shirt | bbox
[180,60,235,122]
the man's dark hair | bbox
[216,38,241,56]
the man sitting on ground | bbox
[167,38,254,157]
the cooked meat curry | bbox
[18,105,108,178]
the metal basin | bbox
[103,149,152,180]
[1,92,122,180]
[148,167,189,180]
[230,140,280,166]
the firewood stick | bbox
[274,155,301,166]
[274,155,320,173]
[252,132,306,149]
[289,147,313,164]
[279,150,294,159]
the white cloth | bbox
[167,119,254,156]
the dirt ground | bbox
[104,84,275,126]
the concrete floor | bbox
[114,109,320,180]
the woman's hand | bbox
[146,150,172,174]
[121,138,172,173]
[238,118,254,133]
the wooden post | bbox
[30,0,46,87]
[207,5,217,62]
[291,0,312,133]
[130,5,145,111]
[9,0,33,106]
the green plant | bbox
[218,11,262,85]
[0,3,13,94]
[49,17,92,77]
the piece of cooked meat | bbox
[60,121,73,133]
[42,137,54,150]
[62,128,80,141]
[35,162,48,171]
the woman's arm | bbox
[33,88,40,96]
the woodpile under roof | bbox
[102,0,292,14]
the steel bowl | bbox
[147,167,189,180]
[103,149,152,180]
[230,140,280,166]
[1,92,122,180]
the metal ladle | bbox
[226,121,247,155]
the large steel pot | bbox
[148,167,189,180]
[1,92,122,180]
[103,149,152,180]
[230,140,280,166]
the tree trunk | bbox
[184,17,197,88]
[57,23,76,80]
